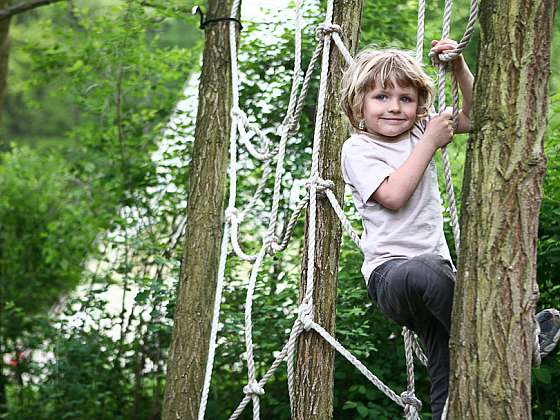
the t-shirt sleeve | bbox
[341,139,394,206]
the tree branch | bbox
[0,0,64,20]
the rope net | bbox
[196,1,480,419]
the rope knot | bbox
[225,206,238,220]
[400,391,422,412]
[305,176,334,198]
[243,381,265,396]
[280,114,299,135]
[315,23,342,40]
[265,235,281,256]
[298,302,314,331]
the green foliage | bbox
[0,146,103,340]
[5,278,176,420]
[2,0,200,417]
[6,0,200,146]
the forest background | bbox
[0,0,559,419]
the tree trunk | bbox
[293,1,363,418]
[0,0,7,388]
[0,0,10,147]
[448,1,556,418]
[162,1,240,419]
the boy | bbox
[339,40,560,419]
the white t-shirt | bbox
[341,119,453,284]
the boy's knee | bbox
[391,259,430,292]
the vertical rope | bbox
[241,3,305,418]
[416,0,425,63]
[286,0,335,412]
[264,0,303,248]
[436,0,462,253]
[402,328,421,419]
[197,1,242,418]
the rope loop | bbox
[315,23,342,41]
[428,48,461,65]
[400,391,422,411]
[297,302,314,331]
[305,176,334,198]
[243,380,265,396]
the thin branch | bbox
[0,0,64,20]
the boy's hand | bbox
[431,38,468,74]
[424,111,454,149]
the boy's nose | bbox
[388,99,400,112]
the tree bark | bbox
[0,0,9,141]
[293,1,363,418]
[0,0,9,403]
[0,0,63,20]
[448,1,556,419]
[162,1,240,419]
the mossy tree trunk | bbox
[0,1,10,148]
[293,1,363,418]
[448,1,556,418]
[0,2,9,124]
[162,1,240,419]
[0,1,10,404]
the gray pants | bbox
[367,254,455,420]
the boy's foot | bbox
[537,308,560,358]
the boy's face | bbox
[362,80,418,139]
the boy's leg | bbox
[368,254,455,420]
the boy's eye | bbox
[374,94,387,100]
[401,96,413,103]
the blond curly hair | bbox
[340,48,434,131]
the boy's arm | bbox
[372,113,454,210]
[431,39,474,134]
[372,141,437,210]
[452,55,474,134]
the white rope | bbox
[402,328,422,419]
[196,2,243,418]
[236,111,276,161]
[434,0,462,254]
[229,208,259,261]
[533,315,542,367]
[416,0,425,63]
[331,31,354,66]
[325,190,361,247]
[286,3,337,411]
